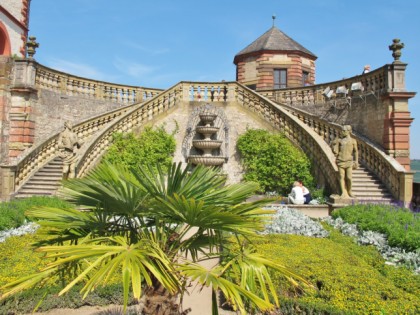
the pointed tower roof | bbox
[234,26,316,64]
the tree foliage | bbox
[103,126,176,174]
[0,163,311,314]
[237,129,314,195]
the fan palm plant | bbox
[1,162,311,314]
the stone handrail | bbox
[75,81,339,196]
[33,62,162,104]
[7,104,136,191]
[258,65,388,107]
[183,82,235,102]
[284,105,407,201]
[233,83,340,193]
[76,83,183,176]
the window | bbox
[246,84,256,90]
[302,71,310,86]
[274,69,287,89]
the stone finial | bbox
[26,36,39,59]
[388,38,404,63]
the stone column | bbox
[8,59,38,160]
[382,41,416,170]
[399,171,414,208]
[0,165,16,201]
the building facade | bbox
[0,0,31,57]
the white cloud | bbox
[46,58,118,82]
[113,57,160,78]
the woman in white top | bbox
[288,181,305,204]
[299,181,312,204]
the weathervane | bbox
[272,14,276,27]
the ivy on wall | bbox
[237,129,314,195]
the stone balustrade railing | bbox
[76,84,182,176]
[284,105,408,201]
[233,84,340,193]
[7,104,135,192]
[34,63,162,104]
[258,66,388,107]
[184,82,235,102]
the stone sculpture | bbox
[331,125,358,198]
[58,121,82,179]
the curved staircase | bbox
[14,157,63,199]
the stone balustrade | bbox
[76,84,182,176]
[234,84,340,193]
[1,79,412,205]
[258,66,388,107]
[34,63,162,104]
[4,105,135,194]
[285,106,409,202]
[183,82,235,102]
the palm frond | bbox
[179,262,274,315]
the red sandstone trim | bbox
[0,5,29,31]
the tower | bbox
[233,25,317,91]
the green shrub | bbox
[102,127,176,174]
[250,228,420,314]
[237,129,314,195]
[0,196,74,231]
[332,204,420,251]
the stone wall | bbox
[0,56,12,162]
[290,95,386,148]
[33,89,130,144]
[133,100,276,185]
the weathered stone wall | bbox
[133,100,276,184]
[33,88,130,144]
[0,56,12,163]
[290,96,386,148]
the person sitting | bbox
[288,181,305,204]
[299,181,312,204]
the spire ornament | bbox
[26,36,39,59]
[389,38,404,63]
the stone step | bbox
[31,175,63,181]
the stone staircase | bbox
[14,157,63,199]
[352,166,394,203]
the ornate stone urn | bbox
[188,112,225,166]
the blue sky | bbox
[28,0,420,158]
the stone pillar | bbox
[8,59,38,160]
[382,62,416,170]
[399,171,414,208]
[0,165,16,201]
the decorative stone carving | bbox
[330,125,358,198]
[58,121,83,179]
[389,38,404,63]
[184,104,228,166]
[26,36,39,59]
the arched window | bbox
[0,22,12,56]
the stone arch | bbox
[0,22,11,56]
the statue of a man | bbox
[58,121,82,179]
[331,125,358,198]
